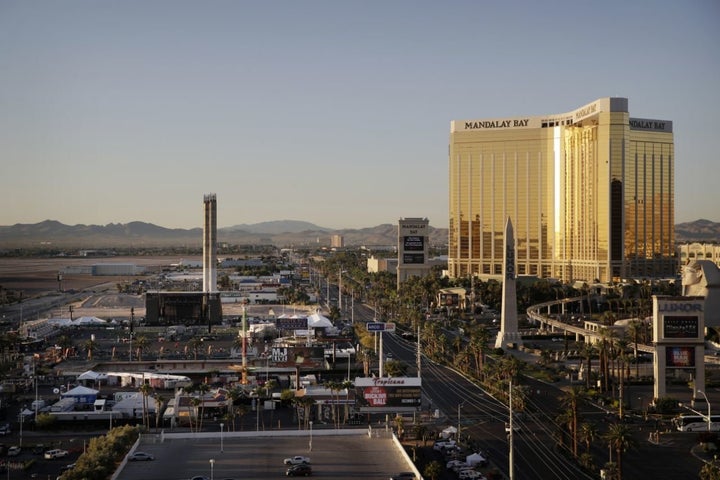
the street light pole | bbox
[698,390,712,432]
[309,421,313,452]
[209,458,215,480]
[457,402,464,442]
[220,423,224,452]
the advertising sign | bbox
[403,236,424,251]
[276,317,309,330]
[440,293,459,306]
[354,377,421,410]
[663,316,699,339]
[271,346,325,368]
[403,253,425,264]
[665,346,696,368]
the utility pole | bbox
[509,379,515,480]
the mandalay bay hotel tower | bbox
[448,97,675,283]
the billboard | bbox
[663,316,699,339]
[354,377,421,411]
[439,293,459,307]
[403,235,424,251]
[665,346,695,368]
[276,317,309,330]
[403,253,425,264]
[271,346,325,368]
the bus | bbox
[673,414,720,432]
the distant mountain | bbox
[676,219,720,243]
[224,220,329,234]
[2,218,716,250]
[0,219,447,249]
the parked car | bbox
[458,469,484,479]
[432,440,456,451]
[0,424,11,436]
[390,473,416,480]
[44,449,69,459]
[7,446,21,456]
[286,464,313,476]
[128,451,155,461]
[283,455,311,465]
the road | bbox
[374,320,706,480]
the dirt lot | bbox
[0,256,191,296]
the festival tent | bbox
[61,385,99,405]
[46,318,73,327]
[72,316,107,326]
[466,453,488,467]
[77,370,109,387]
[307,312,333,328]
[441,425,458,438]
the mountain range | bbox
[0,219,717,250]
[0,219,447,249]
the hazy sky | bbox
[1,1,718,230]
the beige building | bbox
[330,234,344,249]
[678,243,720,270]
[449,97,675,283]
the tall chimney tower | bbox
[203,194,217,293]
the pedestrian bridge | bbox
[526,297,655,354]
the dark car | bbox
[287,464,313,476]
[390,473,416,480]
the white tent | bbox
[307,312,333,328]
[73,316,107,325]
[465,453,488,467]
[77,370,109,386]
[441,425,458,438]
[47,318,72,327]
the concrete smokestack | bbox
[203,194,217,293]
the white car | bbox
[44,449,69,459]
[283,455,311,465]
[446,460,467,470]
[432,440,456,451]
[128,451,155,461]
[458,469,484,479]
[7,446,21,456]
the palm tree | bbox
[604,422,636,479]
[138,382,152,429]
[84,338,97,361]
[134,335,149,362]
[154,394,165,431]
[579,421,598,454]
[580,342,596,389]
[187,337,202,360]
[190,397,201,433]
[196,382,210,432]
[423,460,442,480]
[560,386,586,457]
[56,335,73,359]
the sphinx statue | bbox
[682,260,720,327]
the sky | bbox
[1,1,719,230]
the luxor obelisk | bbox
[495,217,523,349]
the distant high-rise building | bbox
[449,97,675,283]
[203,194,217,293]
[330,234,344,248]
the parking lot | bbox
[115,429,416,480]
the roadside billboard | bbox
[354,377,421,412]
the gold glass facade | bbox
[449,98,675,283]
